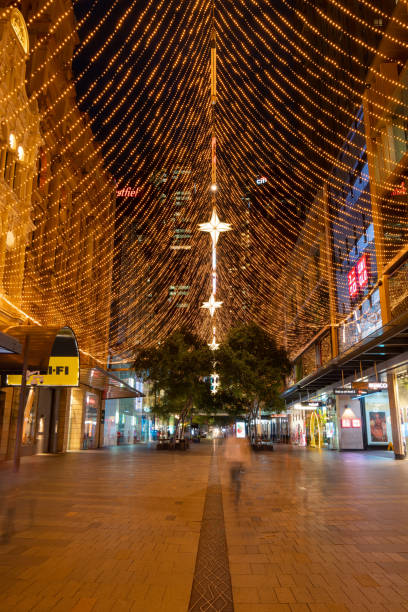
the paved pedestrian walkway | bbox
[1,443,408,611]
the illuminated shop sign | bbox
[347,267,358,298]
[391,180,406,196]
[341,418,361,428]
[352,381,388,391]
[7,356,79,387]
[236,421,245,438]
[334,388,353,395]
[116,187,140,197]
[357,253,369,289]
[301,401,322,408]
[348,253,370,298]
[256,176,267,185]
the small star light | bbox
[198,207,231,245]
[208,338,219,350]
[201,294,222,317]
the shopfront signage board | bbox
[334,388,353,395]
[7,355,79,387]
[352,381,388,391]
[301,401,322,408]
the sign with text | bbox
[334,388,353,395]
[348,253,370,298]
[7,356,79,387]
[356,253,369,289]
[347,267,358,298]
[352,381,388,391]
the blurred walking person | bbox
[224,435,251,504]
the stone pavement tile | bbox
[231,573,270,587]
[233,586,260,603]
[308,605,350,612]
[258,586,278,603]
[6,597,46,611]
[235,604,290,612]
[31,596,63,610]
[91,598,133,612]
[292,587,313,603]
[278,573,297,587]
[274,587,296,604]
[71,597,98,611]
[164,581,192,602]
[230,561,251,574]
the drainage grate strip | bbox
[188,451,234,612]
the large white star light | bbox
[198,207,231,245]
[201,293,222,317]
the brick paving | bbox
[221,446,408,612]
[1,443,408,610]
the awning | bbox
[80,366,144,400]
[0,326,78,373]
[283,310,408,402]
[0,330,22,355]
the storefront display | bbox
[363,391,392,446]
[83,393,98,449]
[339,289,382,352]
[397,367,408,447]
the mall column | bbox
[13,335,29,471]
[387,371,406,460]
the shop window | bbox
[364,392,392,446]
[389,258,408,319]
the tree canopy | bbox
[216,322,290,428]
[133,328,214,431]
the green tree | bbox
[133,328,213,437]
[216,322,290,440]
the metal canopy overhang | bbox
[282,310,408,402]
[0,330,22,355]
[0,325,78,373]
[80,366,144,400]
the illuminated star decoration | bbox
[198,207,231,245]
[208,337,220,350]
[201,293,222,317]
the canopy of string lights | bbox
[3,0,405,365]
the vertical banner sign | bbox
[347,267,358,298]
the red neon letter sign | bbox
[357,253,368,289]
[348,267,358,298]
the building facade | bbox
[280,3,408,458]
[0,3,137,461]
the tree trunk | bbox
[249,399,258,443]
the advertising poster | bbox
[369,412,387,443]
[364,392,392,445]
[236,421,245,438]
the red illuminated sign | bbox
[352,419,361,428]
[116,187,140,197]
[341,418,352,428]
[347,267,358,298]
[357,253,368,289]
[348,253,370,298]
[391,180,406,196]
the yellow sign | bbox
[7,356,79,387]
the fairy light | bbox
[0,0,403,365]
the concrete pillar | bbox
[387,371,406,460]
